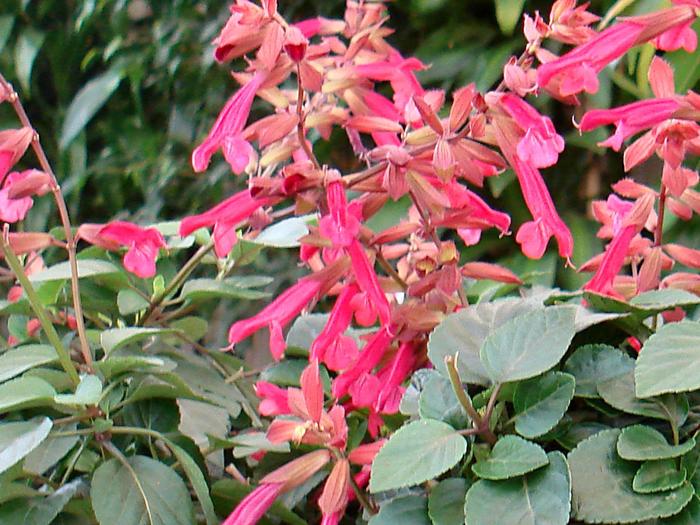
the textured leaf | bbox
[472,435,549,480]
[0,479,79,525]
[563,344,634,398]
[29,259,121,282]
[0,376,56,413]
[428,298,541,385]
[369,420,467,493]
[165,440,218,525]
[0,345,57,383]
[480,306,576,383]
[179,278,269,302]
[513,372,575,438]
[117,289,150,315]
[569,429,694,523]
[418,372,469,428]
[369,495,431,525]
[101,327,176,354]
[23,422,78,475]
[465,451,570,525]
[91,455,194,525]
[617,425,695,461]
[636,321,700,398]
[428,478,468,525]
[633,460,687,494]
[662,496,700,525]
[60,68,123,149]
[54,374,102,405]
[0,417,52,474]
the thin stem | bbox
[350,472,377,515]
[654,184,667,247]
[444,355,482,428]
[1,232,80,386]
[296,63,321,170]
[375,250,408,290]
[0,74,92,369]
[140,241,214,325]
[483,383,502,431]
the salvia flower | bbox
[0,169,50,223]
[99,222,167,279]
[0,127,33,180]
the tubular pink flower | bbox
[579,98,680,151]
[346,239,391,326]
[300,359,324,423]
[192,71,267,173]
[222,482,284,525]
[374,341,416,413]
[498,94,565,168]
[310,283,359,362]
[537,22,644,97]
[493,119,573,261]
[179,189,272,258]
[0,127,33,181]
[255,381,290,416]
[99,222,166,279]
[319,182,362,248]
[0,170,50,223]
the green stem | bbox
[445,355,483,428]
[1,235,80,386]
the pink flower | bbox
[179,189,272,258]
[347,240,391,326]
[255,381,290,416]
[192,71,267,173]
[498,94,565,168]
[0,170,50,223]
[310,283,359,365]
[222,482,284,525]
[99,222,167,279]
[318,182,363,248]
[0,127,33,180]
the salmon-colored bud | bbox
[258,23,285,70]
[267,419,307,444]
[0,127,33,179]
[6,170,51,199]
[637,247,663,292]
[346,116,403,134]
[371,222,419,245]
[318,459,350,517]
[663,272,700,294]
[76,224,119,251]
[461,261,523,284]
[348,440,386,465]
[261,449,331,490]
[26,318,41,338]
[612,178,655,199]
[284,26,308,63]
[433,139,455,181]
[413,96,444,135]
[300,359,324,423]
[503,59,537,97]
[622,193,655,229]
[5,232,56,255]
[449,84,476,131]
[665,243,700,269]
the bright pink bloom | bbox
[179,189,272,258]
[300,359,324,423]
[653,19,697,51]
[319,182,362,247]
[310,283,359,364]
[99,222,167,279]
[0,170,50,223]
[222,482,284,525]
[537,22,644,97]
[498,94,565,168]
[192,71,267,173]
[318,459,350,520]
[347,239,391,326]
[0,127,33,180]
[579,98,680,151]
[255,381,290,416]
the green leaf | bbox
[101,327,176,354]
[0,376,56,413]
[556,422,610,451]
[370,495,431,525]
[0,478,79,525]
[617,425,695,461]
[14,28,45,93]
[369,419,467,493]
[23,423,78,475]
[465,451,570,525]
[91,455,195,525]
[494,0,526,35]
[60,68,123,150]
[630,289,700,310]
[633,460,687,494]
[94,355,174,379]
[428,298,542,385]
[681,438,700,493]
[54,374,102,405]
[0,345,57,383]
[563,344,634,398]
[179,278,269,302]
[472,435,549,480]
[428,478,468,525]
[636,321,700,398]
[662,496,700,525]
[29,259,121,282]
[0,417,52,474]
[569,429,695,523]
[0,16,15,55]
[418,373,468,428]
[513,372,575,438]
[252,215,315,248]
[117,289,150,315]
[480,306,576,383]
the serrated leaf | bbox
[428,478,468,525]
[54,374,102,405]
[179,278,270,302]
[101,327,176,354]
[370,495,431,525]
[617,425,695,461]
[418,373,469,428]
[60,68,123,149]
[556,422,610,451]
[465,451,570,525]
[0,417,52,474]
[636,321,700,398]
[630,289,700,310]
[369,420,467,493]
[662,496,700,525]
[29,259,121,282]
[91,455,194,525]
[633,459,687,494]
[513,372,575,438]
[563,344,634,398]
[569,428,695,523]
[480,306,576,383]
[0,376,56,413]
[0,344,57,383]
[472,435,549,480]
[428,298,541,385]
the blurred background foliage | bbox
[0,0,698,294]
